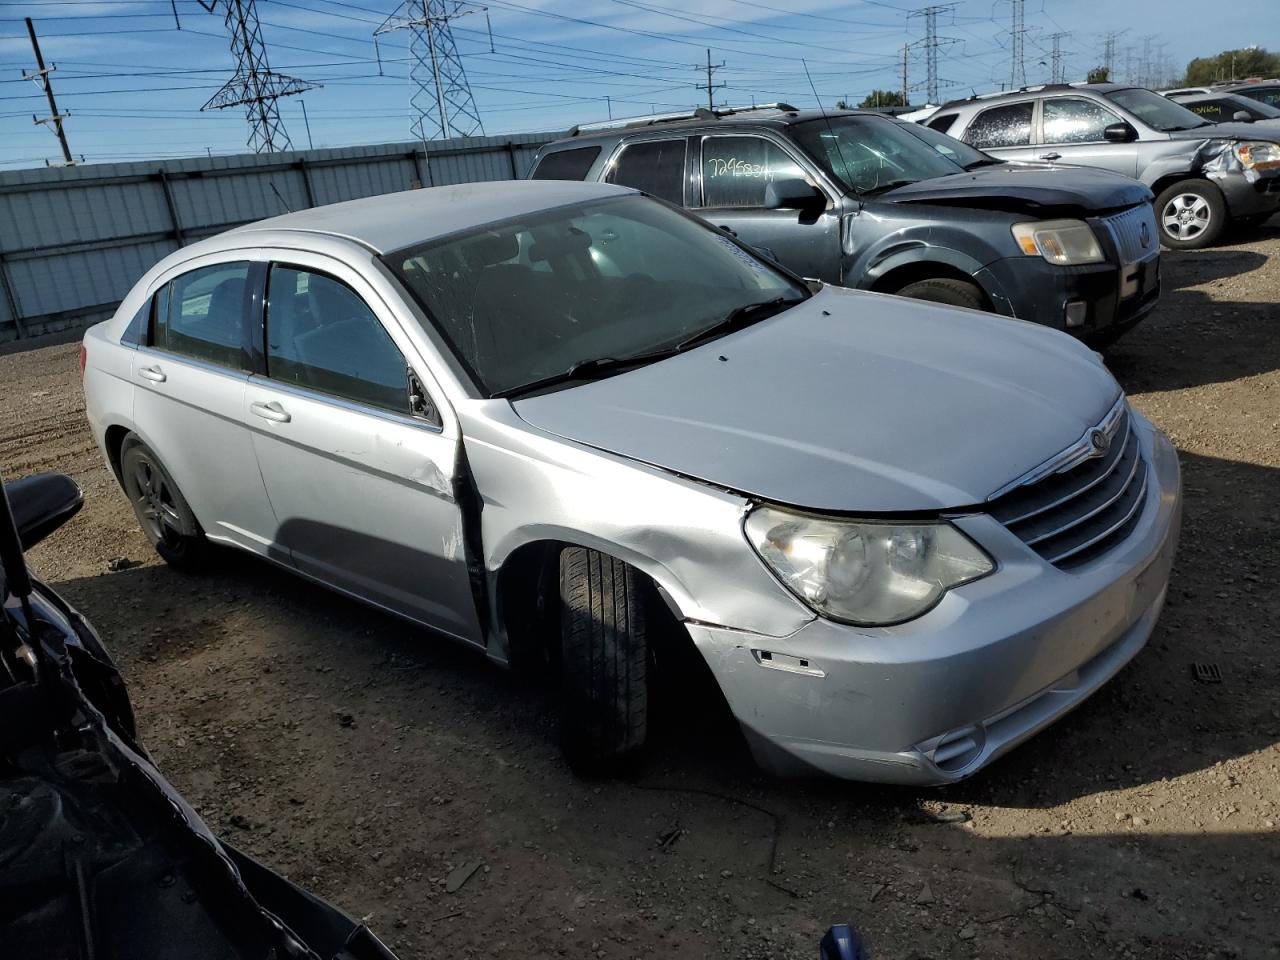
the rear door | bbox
[1039,96,1139,177]
[692,133,841,283]
[131,253,280,556]
[958,99,1041,164]
[245,250,483,646]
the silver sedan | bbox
[82,180,1181,783]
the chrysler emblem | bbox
[1089,429,1110,456]
[1139,221,1151,248]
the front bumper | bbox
[1214,167,1280,218]
[689,417,1181,785]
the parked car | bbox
[1164,90,1280,128]
[0,470,398,959]
[529,104,1161,343]
[83,181,1182,785]
[926,83,1280,248]
[1217,80,1280,109]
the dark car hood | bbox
[1168,122,1280,142]
[879,163,1152,211]
[513,286,1119,513]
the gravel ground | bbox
[3,226,1279,960]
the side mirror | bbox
[764,178,825,210]
[5,472,83,550]
[1103,121,1138,143]
[1233,110,1254,122]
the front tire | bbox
[558,547,649,774]
[1155,180,1226,249]
[119,435,210,572]
[895,277,987,311]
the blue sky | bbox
[0,0,1273,169]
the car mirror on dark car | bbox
[1103,122,1138,143]
[764,178,825,210]
[1233,110,1254,123]
[5,472,83,551]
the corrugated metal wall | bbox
[0,132,556,343]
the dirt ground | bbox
[3,226,1279,960]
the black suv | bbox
[529,104,1161,343]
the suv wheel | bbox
[558,546,649,774]
[1155,180,1226,249]
[119,435,210,571]
[895,277,987,311]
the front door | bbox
[1040,96,1139,177]
[693,134,842,283]
[245,254,483,646]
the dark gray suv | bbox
[530,105,1161,343]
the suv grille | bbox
[987,404,1148,570]
[1103,205,1158,263]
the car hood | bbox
[879,163,1152,211]
[1168,122,1280,142]
[512,287,1120,513]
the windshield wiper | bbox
[494,349,681,399]
[963,158,1004,169]
[862,178,919,195]
[676,296,804,352]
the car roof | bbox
[936,82,1134,112]
[553,106,890,145]
[227,179,634,254]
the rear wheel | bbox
[1155,180,1226,249]
[895,277,987,311]
[119,436,210,571]
[558,547,649,774]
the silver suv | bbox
[929,83,1280,248]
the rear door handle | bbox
[250,400,291,423]
[137,364,166,383]
[1039,152,1062,162]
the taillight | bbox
[79,344,87,376]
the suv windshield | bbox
[387,196,807,397]
[1105,87,1212,132]
[791,115,965,193]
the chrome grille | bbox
[988,403,1148,570]
[1103,205,1158,263]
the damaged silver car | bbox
[82,181,1182,784]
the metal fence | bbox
[0,131,557,343]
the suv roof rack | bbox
[937,82,1088,110]
[569,102,799,137]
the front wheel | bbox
[1155,180,1226,250]
[558,547,649,774]
[895,277,988,311]
[119,436,210,572]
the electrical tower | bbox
[695,49,727,110]
[907,4,959,105]
[198,1,316,153]
[22,17,75,166]
[1046,32,1070,84]
[376,1,486,143]
[1009,0,1027,88]
[1100,30,1124,78]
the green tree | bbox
[1086,66,1110,83]
[1184,47,1280,85]
[857,89,908,109]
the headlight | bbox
[1233,141,1280,171]
[744,506,994,626]
[1011,219,1104,265]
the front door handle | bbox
[250,400,291,423]
[137,364,166,383]
[1039,152,1062,162]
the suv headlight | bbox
[1233,141,1280,171]
[1011,219,1104,265]
[744,505,994,626]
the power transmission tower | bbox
[376,1,486,143]
[1046,31,1070,84]
[907,4,959,105]
[1100,30,1124,78]
[1009,0,1027,88]
[198,1,317,153]
[696,49,726,110]
[22,17,75,166]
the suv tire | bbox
[119,435,211,572]
[558,546,649,774]
[1155,180,1226,249]
[896,277,987,311]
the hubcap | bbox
[1161,193,1211,241]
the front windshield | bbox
[896,121,997,168]
[791,115,965,194]
[387,196,807,397]
[1105,87,1211,132]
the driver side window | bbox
[1042,98,1121,144]
[265,265,410,414]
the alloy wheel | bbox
[131,456,183,545]
[1161,193,1212,242]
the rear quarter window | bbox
[530,146,601,181]
[927,113,958,134]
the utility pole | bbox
[23,18,74,166]
[696,49,726,110]
[1009,0,1027,89]
[375,1,486,144]
[605,95,612,120]
[299,98,314,150]
[901,44,909,105]
[907,4,958,105]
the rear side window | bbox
[605,139,687,204]
[1042,98,1120,143]
[154,262,250,370]
[700,136,808,208]
[963,102,1034,148]
[927,113,958,134]
[265,266,409,414]
[530,147,600,181]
